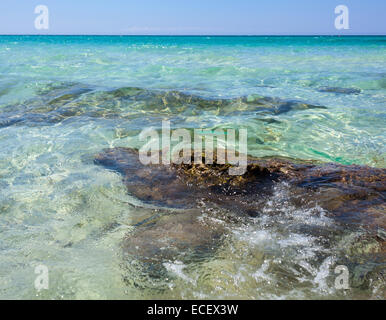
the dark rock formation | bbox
[95,147,386,272]
[318,87,362,95]
[1,83,326,128]
[95,147,385,222]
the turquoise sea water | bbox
[0,36,385,299]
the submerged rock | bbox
[318,87,362,95]
[2,83,327,128]
[122,209,225,264]
[95,147,386,271]
[95,148,385,216]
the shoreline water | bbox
[0,35,385,299]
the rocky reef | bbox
[318,87,362,95]
[95,147,385,293]
[95,147,385,221]
[96,148,384,237]
[1,83,326,128]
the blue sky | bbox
[0,0,385,35]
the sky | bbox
[0,0,385,35]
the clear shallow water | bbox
[0,36,385,299]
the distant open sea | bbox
[0,36,385,299]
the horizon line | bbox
[0,34,385,37]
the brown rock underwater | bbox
[94,147,386,274]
